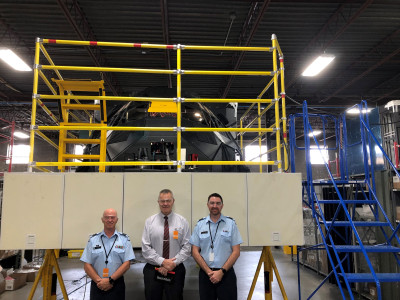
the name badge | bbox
[173,230,179,240]
[103,268,109,278]
[209,252,214,262]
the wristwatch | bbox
[221,268,227,275]
[109,277,115,285]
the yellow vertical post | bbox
[272,34,282,172]
[99,125,106,172]
[99,88,107,172]
[279,54,288,171]
[258,103,262,173]
[176,46,182,172]
[29,38,41,172]
[240,119,244,156]
[58,125,66,172]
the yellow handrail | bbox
[30,35,287,172]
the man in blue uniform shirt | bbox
[81,208,135,300]
[190,193,242,300]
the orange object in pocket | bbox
[173,230,179,239]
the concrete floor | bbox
[1,247,347,300]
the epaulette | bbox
[120,232,130,241]
[226,216,237,223]
[197,217,206,222]
[88,232,101,241]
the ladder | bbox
[290,101,400,299]
[53,79,107,172]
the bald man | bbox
[81,208,135,300]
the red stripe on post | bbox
[90,41,98,46]
[48,39,57,44]
[280,58,284,62]
[283,133,287,138]
[166,45,174,49]
[40,103,44,107]
[133,43,142,48]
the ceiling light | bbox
[194,112,201,117]
[14,131,30,139]
[0,49,32,71]
[347,108,372,114]
[302,55,335,77]
[308,130,321,137]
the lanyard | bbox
[100,235,118,266]
[208,221,220,250]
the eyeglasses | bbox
[208,201,222,206]
[158,199,173,204]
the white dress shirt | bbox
[142,212,191,266]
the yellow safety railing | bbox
[29,34,287,172]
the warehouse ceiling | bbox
[0,0,399,131]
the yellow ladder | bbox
[53,79,107,172]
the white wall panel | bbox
[0,173,63,249]
[191,173,248,246]
[123,173,191,247]
[62,173,123,248]
[247,173,304,246]
[0,172,303,249]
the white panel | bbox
[0,173,63,249]
[247,173,304,246]
[123,173,192,248]
[192,173,248,246]
[62,173,123,248]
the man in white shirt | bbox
[142,189,191,300]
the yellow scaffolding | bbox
[29,35,287,173]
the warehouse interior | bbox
[0,0,400,299]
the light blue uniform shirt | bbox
[81,230,135,278]
[190,214,242,268]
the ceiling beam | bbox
[286,0,372,90]
[320,46,400,103]
[220,0,271,99]
[160,0,173,88]
[57,0,122,96]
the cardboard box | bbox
[368,282,377,299]
[5,273,27,291]
[396,206,400,221]
[0,268,14,279]
[14,269,38,282]
[393,176,400,189]
[0,273,5,294]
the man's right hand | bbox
[162,258,176,271]
[97,278,113,291]
[157,266,169,276]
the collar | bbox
[159,212,173,218]
[206,214,226,224]
[101,230,118,238]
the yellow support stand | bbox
[247,246,288,300]
[28,249,69,300]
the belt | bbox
[210,268,221,271]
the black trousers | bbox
[143,263,186,300]
[199,268,237,300]
[90,276,125,300]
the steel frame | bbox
[29,35,288,172]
